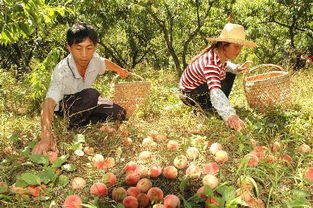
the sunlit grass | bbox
[0,66,312,207]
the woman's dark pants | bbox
[180,72,236,112]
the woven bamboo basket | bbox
[244,64,291,112]
[111,73,151,118]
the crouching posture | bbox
[32,23,129,155]
[179,23,257,131]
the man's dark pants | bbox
[56,88,126,128]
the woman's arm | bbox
[210,88,245,131]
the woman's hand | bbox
[225,115,246,131]
[237,61,253,73]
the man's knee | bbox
[114,105,127,121]
[80,88,100,101]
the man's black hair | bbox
[66,23,98,46]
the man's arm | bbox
[32,97,58,155]
[105,59,129,78]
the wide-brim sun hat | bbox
[207,23,257,48]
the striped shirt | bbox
[179,47,237,120]
[180,47,227,92]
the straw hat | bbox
[207,23,257,48]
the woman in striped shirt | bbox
[179,23,256,131]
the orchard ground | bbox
[0,66,312,207]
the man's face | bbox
[67,38,96,70]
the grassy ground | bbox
[0,66,312,208]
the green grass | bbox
[0,67,312,208]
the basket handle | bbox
[244,64,285,81]
[112,72,145,84]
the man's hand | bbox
[237,61,253,73]
[225,115,246,131]
[32,137,58,155]
[118,69,130,78]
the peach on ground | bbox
[124,137,133,146]
[147,187,164,202]
[209,143,223,155]
[203,162,219,175]
[214,150,229,163]
[123,196,139,208]
[163,166,178,179]
[173,155,188,169]
[112,187,127,202]
[127,187,141,197]
[92,154,105,169]
[154,134,167,142]
[196,186,207,199]
[139,151,152,160]
[47,151,58,164]
[136,193,149,208]
[185,164,201,179]
[205,197,219,208]
[150,141,158,150]
[236,177,254,191]
[99,125,116,134]
[186,147,199,160]
[118,123,129,137]
[266,155,277,164]
[136,178,152,193]
[153,204,165,208]
[202,174,219,189]
[164,194,181,208]
[103,172,116,186]
[124,162,139,173]
[280,154,293,166]
[246,197,265,208]
[90,182,108,196]
[126,172,141,186]
[149,164,162,178]
[63,195,82,208]
[241,190,253,202]
[254,145,268,153]
[167,140,179,151]
[245,153,259,167]
[26,186,41,197]
[142,136,154,147]
[304,167,313,182]
[83,146,94,155]
[137,165,149,178]
[298,144,311,154]
[271,141,282,152]
[103,157,115,169]
[70,177,86,190]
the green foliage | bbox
[27,47,65,103]
[28,155,49,166]
[1,0,312,76]
[0,0,66,45]
[233,0,313,68]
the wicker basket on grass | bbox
[111,73,151,118]
[244,64,291,112]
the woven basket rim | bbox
[245,71,289,86]
[114,81,151,85]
